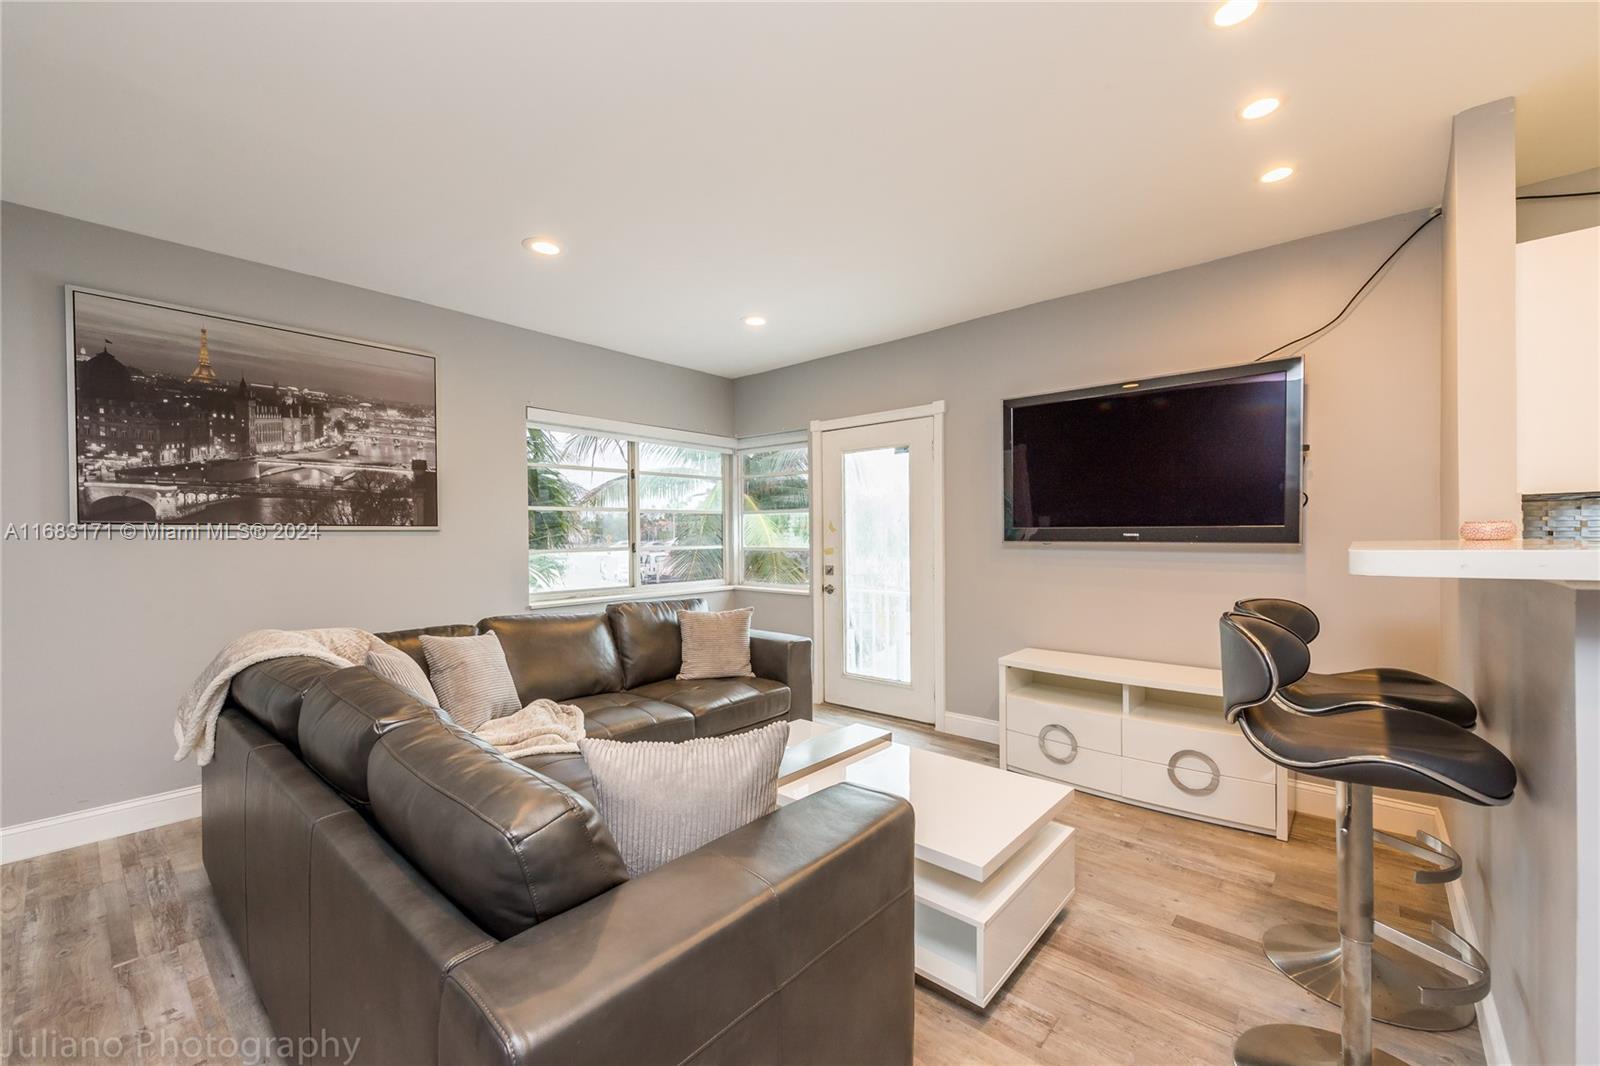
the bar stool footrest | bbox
[1376,919,1490,1008]
[1374,828,1463,885]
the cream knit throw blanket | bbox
[471,699,585,758]
[174,627,377,766]
[175,628,586,766]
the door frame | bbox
[808,401,946,732]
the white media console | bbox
[999,648,1292,840]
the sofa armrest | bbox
[749,629,813,720]
[438,783,914,1066]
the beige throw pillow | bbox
[364,643,440,707]
[677,607,755,680]
[578,720,790,876]
[419,632,521,732]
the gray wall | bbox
[0,203,734,826]
[1517,166,1600,243]
[735,211,1446,723]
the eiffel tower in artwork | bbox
[188,326,218,383]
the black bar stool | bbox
[1233,598,1477,728]
[1220,612,1515,1066]
[1232,599,1483,1030]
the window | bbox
[739,443,810,588]
[637,441,725,586]
[527,420,729,599]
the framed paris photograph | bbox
[65,287,438,529]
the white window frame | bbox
[733,431,811,595]
[526,407,737,606]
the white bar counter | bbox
[1348,535,1598,1063]
[1349,538,1600,585]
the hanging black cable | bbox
[1253,210,1441,362]
[1252,189,1596,364]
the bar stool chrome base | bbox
[1233,1024,1407,1066]
[1263,923,1477,1032]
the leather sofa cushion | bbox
[571,691,696,741]
[229,656,343,749]
[368,714,628,940]
[515,751,599,807]
[375,623,478,673]
[297,666,434,805]
[478,612,624,704]
[605,598,706,688]
[631,676,790,737]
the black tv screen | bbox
[1004,357,1302,543]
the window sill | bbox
[527,584,734,610]
[732,584,812,597]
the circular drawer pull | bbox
[1167,749,1221,795]
[1038,724,1078,765]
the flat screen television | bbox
[1004,356,1303,544]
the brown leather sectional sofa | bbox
[202,598,916,1065]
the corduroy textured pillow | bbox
[419,632,521,732]
[578,720,789,876]
[365,642,440,707]
[677,607,755,680]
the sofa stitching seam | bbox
[673,882,913,1066]
[441,939,496,975]
[445,970,517,1062]
[301,809,349,1032]
[786,882,913,985]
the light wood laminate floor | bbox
[0,707,1485,1066]
[817,705,1484,1066]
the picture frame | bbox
[65,286,439,530]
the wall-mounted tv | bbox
[1004,356,1303,544]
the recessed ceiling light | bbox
[1212,0,1258,27]
[522,238,561,256]
[742,315,768,328]
[1121,382,1140,389]
[1260,166,1295,184]
[1241,97,1280,120]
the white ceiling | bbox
[4,3,1595,378]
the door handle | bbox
[823,584,836,594]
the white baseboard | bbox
[1290,776,1441,838]
[940,712,1000,745]
[0,785,201,865]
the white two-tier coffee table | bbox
[778,730,1076,1007]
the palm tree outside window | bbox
[739,445,809,588]
[527,423,731,598]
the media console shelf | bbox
[999,648,1292,840]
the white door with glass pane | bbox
[819,417,936,722]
